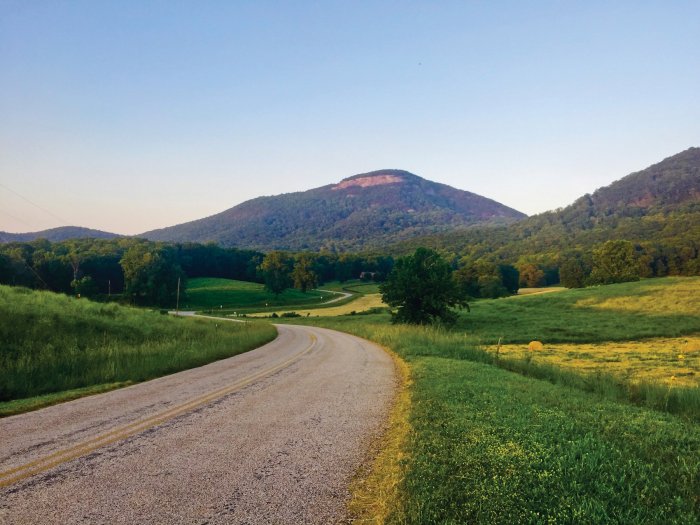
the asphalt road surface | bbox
[0,324,396,524]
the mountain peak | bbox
[142,169,525,250]
[333,169,414,190]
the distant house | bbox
[359,271,377,280]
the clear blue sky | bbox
[1,1,698,235]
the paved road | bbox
[0,324,396,524]
[315,289,353,304]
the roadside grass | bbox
[348,349,411,524]
[461,276,700,344]
[0,285,277,408]
[286,315,700,523]
[183,277,330,311]
[283,277,700,522]
[395,357,699,524]
[0,382,132,417]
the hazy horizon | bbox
[2,2,699,235]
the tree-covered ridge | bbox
[141,169,526,251]
[390,148,700,273]
[0,226,120,243]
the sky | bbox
[1,1,699,235]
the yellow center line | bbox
[0,333,318,490]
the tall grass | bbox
[298,315,700,420]
[0,285,276,402]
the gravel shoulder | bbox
[0,324,396,524]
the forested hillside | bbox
[142,169,526,251]
[0,226,120,243]
[392,147,700,281]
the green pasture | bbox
[0,285,276,414]
[462,276,700,344]
[182,277,355,314]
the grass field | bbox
[284,276,700,523]
[488,336,699,387]
[461,277,700,344]
[183,277,335,312]
[0,285,277,414]
[249,293,386,318]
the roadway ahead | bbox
[0,324,396,524]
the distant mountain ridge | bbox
[141,169,526,251]
[4,149,697,253]
[390,147,700,257]
[0,226,120,244]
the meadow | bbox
[460,276,700,344]
[0,285,276,415]
[285,277,700,523]
[249,293,385,318]
[184,277,352,314]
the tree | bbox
[380,248,467,325]
[292,253,318,293]
[259,251,293,296]
[518,263,546,288]
[589,240,640,284]
[71,276,99,298]
[560,253,592,288]
[120,243,185,306]
[454,260,512,299]
[499,264,520,294]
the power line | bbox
[0,182,71,226]
[0,209,40,230]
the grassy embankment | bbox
[287,277,700,523]
[0,285,277,416]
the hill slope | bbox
[0,226,120,243]
[142,169,526,251]
[392,147,700,258]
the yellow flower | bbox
[677,354,685,360]
[670,375,677,382]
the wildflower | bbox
[677,354,685,360]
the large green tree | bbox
[380,247,467,325]
[120,244,185,306]
[259,251,293,296]
[589,240,641,285]
[291,253,318,293]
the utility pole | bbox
[176,277,181,315]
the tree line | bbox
[2,233,696,311]
[0,239,394,307]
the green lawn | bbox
[183,277,333,312]
[0,285,277,413]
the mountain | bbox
[142,169,526,251]
[0,226,120,244]
[391,147,700,259]
[555,146,700,223]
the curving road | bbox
[0,324,396,524]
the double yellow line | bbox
[0,333,317,490]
